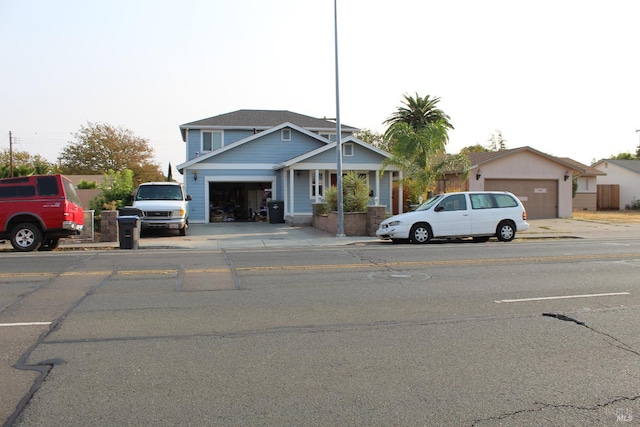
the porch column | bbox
[375,171,380,205]
[289,169,295,218]
[314,169,320,203]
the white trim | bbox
[189,164,276,170]
[289,169,295,218]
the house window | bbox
[320,133,337,141]
[343,143,354,156]
[202,131,223,151]
[311,172,324,198]
[282,129,291,141]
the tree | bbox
[57,122,164,182]
[382,121,469,201]
[487,130,507,151]
[610,152,637,160]
[89,169,135,212]
[383,93,453,136]
[0,149,54,178]
[459,144,491,155]
[354,129,390,151]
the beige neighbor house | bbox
[439,147,585,219]
[557,157,605,211]
[592,159,640,210]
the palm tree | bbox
[382,121,469,201]
[384,93,453,134]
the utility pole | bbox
[9,131,14,178]
[334,0,344,236]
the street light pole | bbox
[334,0,345,236]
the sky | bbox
[2,0,640,181]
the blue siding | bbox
[308,144,387,165]
[185,129,256,161]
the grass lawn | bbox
[572,210,640,223]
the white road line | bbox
[0,321,52,327]
[495,292,630,304]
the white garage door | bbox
[484,179,558,219]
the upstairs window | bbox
[343,143,354,156]
[282,129,291,141]
[202,131,223,152]
[320,133,337,141]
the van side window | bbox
[494,194,518,208]
[37,176,60,196]
[439,194,467,211]
[0,186,37,198]
[470,194,494,209]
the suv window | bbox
[0,185,37,198]
[37,176,60,196]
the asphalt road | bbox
[2,238,640,426]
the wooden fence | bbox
[597,184,619,210]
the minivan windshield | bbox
[136,185,183,201]
[415,194,445,211]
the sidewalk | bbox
[48,217,640,251]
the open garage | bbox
[208,181,272,222]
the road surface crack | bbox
[542,312,640,356]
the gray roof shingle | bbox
[180,109,358,131]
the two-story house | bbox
[176,110,401,225]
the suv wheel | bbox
[38,238,61,251]
[10,223,43,252]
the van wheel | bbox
[10,223,43,252]
[38,238,61,251]
[179,225,187,236]
[410,223,432,244]
[496,220,516,242]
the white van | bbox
[132,182,191,236]
[376,191,529,243]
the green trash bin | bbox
[267,200,285,224]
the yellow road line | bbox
[1,252,637,278]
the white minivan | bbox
[376,191,529,243]
[132,182,191,236]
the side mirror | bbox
[434,205,444,212]
[186,194,192,201]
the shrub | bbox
[322,171,370,213]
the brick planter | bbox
[312,204,386,236]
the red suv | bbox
[0,174,84,251]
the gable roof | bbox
[179,109,358,141]
[593,159,640,174]
[557,157,605,176]
[465,146,582,172]
[275,135,399,170]
[176,122,329,171]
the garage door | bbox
[484,179,558,219]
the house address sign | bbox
[534,188,547,193]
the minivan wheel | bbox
[496,220,516,242]
[10,223,43,252]
[410,223,432,244]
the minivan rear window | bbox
[470,193,518,209]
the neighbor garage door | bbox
[484,179,558,219]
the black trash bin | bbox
[267,200,285,224]
[118,207,143,249]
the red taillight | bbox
[522,210,527,221]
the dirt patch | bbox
[572,210,640,223]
